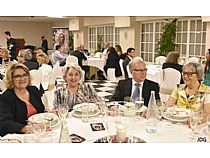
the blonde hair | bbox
[165,51,180,64]
[36,53,49,64]
[0,47,10,59]
[3,63,31,89]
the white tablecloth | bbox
[82,57,106,71]
[146,64,162,84]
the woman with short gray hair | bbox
[54,64,102,109]
[165,62,210,123]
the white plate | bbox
[72,109,100,118]
[162,110,188,123]
[166,107,190,119]
[28,113,59,127]
[73,103,98,113]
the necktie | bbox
[132,83,140,100]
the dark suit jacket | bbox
[71,51,87,68]
[41,39,48,54]
[162,63,184,84]
[0,86,45,136]
[123,56,131,79]
[104,52,122,77]
[110,78,160,107]
[7,38,19,60]
[23,60,39,70]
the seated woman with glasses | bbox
[0,63,45,136]
[54,64,102,110]
[165,62,210,123]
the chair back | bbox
[95,52,102,58]
[155,56,166,64]
[156,68,181,103]
[30,69,43,90]
[66,55,79,65]
[188,57,199,63]
[119,59,125,79]
[126,65,132,78]
[0,79,6,93]
[107,68,117,81]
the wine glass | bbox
[31,121,47,142]
[132,97,144,120]
[58,104,69,122]
[189,110,199,141]
[162,106,174,128]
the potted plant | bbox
[157,19,178,56]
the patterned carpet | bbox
[85,80,118,101]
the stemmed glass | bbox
[189,110,199,141]
[132,97,144,120]
[31,121,47,142]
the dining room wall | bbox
[0,20,53,49]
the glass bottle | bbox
[146,91,158,133]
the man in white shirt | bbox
[53,45,66,66]
[101,42,110,59]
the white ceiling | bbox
[0,16,75,22]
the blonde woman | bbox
[0,47,12,65]
[0,63,45,136]
[36,53,52,90]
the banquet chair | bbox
[119,59,125,79]
[107,68,117,81]
[155,68,181,103]
[126,65,132,78]
[66,55,79,65]
[188,57,199,63]
[155,56,166,64]
[30,69,43,90]
[94,52,102,58]
[0,79,6,94]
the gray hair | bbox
[19,49,32,60]
[129,57,144,70]
[183,62,204,82]
[63,64,83,80]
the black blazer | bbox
[123,56,131,79]
[23,60,39,70]
[110,78,160,107]
[104,52,122,77]
[0,86,45,136]
[71,51,87,68]
[162,63,184,84]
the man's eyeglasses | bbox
[13,74,29,81]
[132,68,147,73]
[181,72,197,77]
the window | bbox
[88,25,120,52]
[140,18,207,63]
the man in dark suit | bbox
[71,47,89,80]
[41,36,48,54]
[123,47,136,79]
[111,57,160,107]
[4,31,19,60]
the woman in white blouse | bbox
[36,53,52,90]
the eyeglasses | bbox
[13,73,29,81]
[181,72,197,77]
[132,68,147,73]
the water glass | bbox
[31,121,47,142]
[81,103,90,122]
[189,111,199,139]
[132,97,144,120]
[58,104,69,121]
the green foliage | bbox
[157,19,178,56]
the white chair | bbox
[155,56,166,64]
[66,55,79,66]
[188,57,199,63]
[0,79,6,93]
[94,52,102,58]
[49,54,56,66]
[107,68,117,81]
[30,69,43,90]
[126,65,132,78]
[155,68,181,103]
[119,59,125,79]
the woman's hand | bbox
[21,125,32,134]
